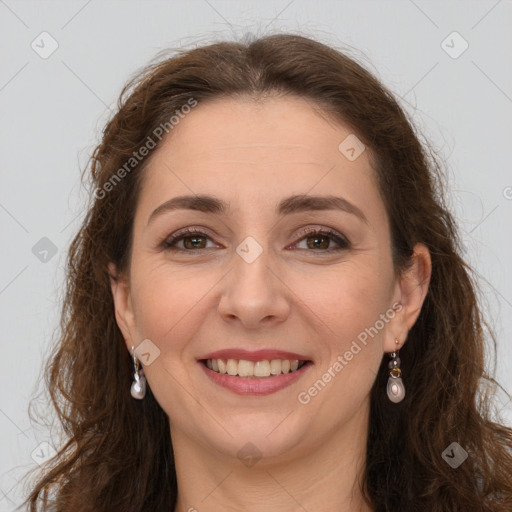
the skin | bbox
[109,95,431,512]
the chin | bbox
[197,412,311,464]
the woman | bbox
[24,33,512,511]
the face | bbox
[110,95,425,464]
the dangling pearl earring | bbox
[130,345,146,400]
[387,338,405,403]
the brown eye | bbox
[305,234,330,250]
[294,229,350,252]
[161,229,215,251]
[181,234,208,249]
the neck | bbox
[171,401,374,512]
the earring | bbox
[386,338,405,403]
[130,345,146,399]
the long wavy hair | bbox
[22,33,512,511]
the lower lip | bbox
[199,361,313,395]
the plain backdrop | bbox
[1,1,511,510]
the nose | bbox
[217,246,291,330]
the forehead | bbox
[153,95,359,165]
[135,95,383,226]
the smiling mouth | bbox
[202,358,309,378]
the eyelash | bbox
[160,226,351,253]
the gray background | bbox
[1,1,511,510]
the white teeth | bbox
[205,358,304,378]
[238,359,254,377]
[226,359,238,376]
[270,359,282,375]
[217,359,227,374]
[254,360,271,377]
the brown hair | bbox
[23,33,512,511]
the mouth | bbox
[201,358,309,378]
[197,350,313,395]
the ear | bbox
[384,243,432,352]
[108,262,137,352]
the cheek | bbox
[292,260,392,428]
[128,265,213,414]
[300,258,394,346]
[130,262,212,355]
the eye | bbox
[160,228,217,251]
[292,227,351,252]
[160,226,351,253]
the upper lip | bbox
[199,349,310,362]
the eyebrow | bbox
[147,194,369,226]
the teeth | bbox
[217,359,227,374]
[270,359,282,375]
[205,358,305,378]
[254,360,271,377]
[226,359,238,376]
[238,359,254,377]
